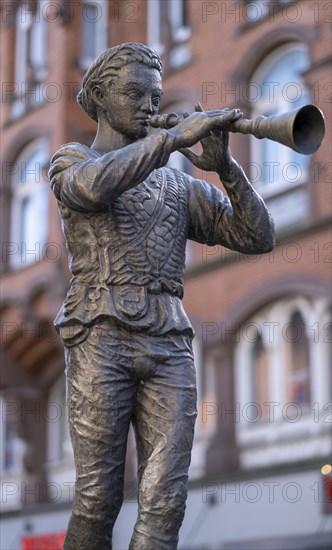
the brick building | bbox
[0,1,331,548]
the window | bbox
[29,1,48,81]
[244,0,269,22]
[0,396,25,474]
[81,0,108,69]
[10,140,50,269]
[249,44,310,230]
[147,0,191,70]
[168,0,191,69]
[189,337,213,479]
[249,333,269,417]
[234,297,331,468]
[47,375,73,464]
[285,310,311,405]
[0,418,15,472]
[147,0,163,56]
[46,375,75,502]
[244,0,294,23]
[12,1,48,118]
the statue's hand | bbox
[168,103,242,151]
[179,102,242,179]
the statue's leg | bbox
[62,321,136,550]
[130,333,197,550]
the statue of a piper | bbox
[48,42,277,549]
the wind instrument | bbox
[149,105,325,155]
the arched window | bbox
[10,140,50,269]
[250,44,310,229]
[13,1,48,118]
[234,296,331,468]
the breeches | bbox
[62,320,197,550]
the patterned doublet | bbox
[52,148,193,334]
[106,168,187,296]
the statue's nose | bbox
[141,96,153,114]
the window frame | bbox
[147,0,191,71]
[47,375,73,466]
[12,1,48,118]
[80,0,109,70]
[249,43,311,230]
[9,139,50,270]
[234,296,331,455]
[147,0,164,57]
[0,396,25,475]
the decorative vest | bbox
[55,167,193,337]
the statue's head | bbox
[77,42,163,123]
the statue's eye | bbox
[152,96,161,107]
[128,91,141,100]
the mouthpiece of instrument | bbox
[149,113,180,129]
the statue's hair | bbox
[77,42,163,122]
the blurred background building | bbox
[0,1,331,548]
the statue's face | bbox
[101,62,163,141]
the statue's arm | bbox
[186,166,275,254]
[49,109,252,211]
[49,130,174,211]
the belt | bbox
[146,278,183,299]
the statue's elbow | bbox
[264,237,275,253]
[262,223,276,253]
[250,219,275,254]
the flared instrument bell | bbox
[231,104,325,155]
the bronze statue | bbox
[49,43,276,549]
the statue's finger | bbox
[179,148,203,168]
[224,109,237,119]
[194,101,204,112]
[230,110,243,121]
[211,129,222,137]
[209,108,229,115]
[220,131,230,148]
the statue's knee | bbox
[74,485,123,522]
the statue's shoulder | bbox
[49,143,99,187]
[49,143,98,199]
[50,142,94,165]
